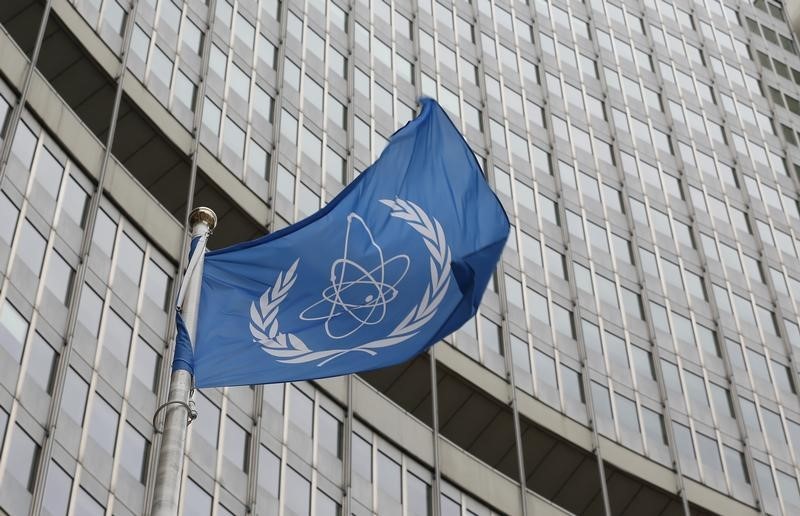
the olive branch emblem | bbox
[248,198,452,366]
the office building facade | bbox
[1,0,800,514]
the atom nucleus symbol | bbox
[299,213,410,339]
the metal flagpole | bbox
[151,207,217,516]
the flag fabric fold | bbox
[173,98,509,387]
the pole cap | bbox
[189,207,217,231]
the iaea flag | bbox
[174,98,509,387]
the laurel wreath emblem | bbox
[249,198,452,366]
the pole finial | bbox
[189,207,217,231]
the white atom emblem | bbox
[299,213,410,339]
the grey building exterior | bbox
[1,0,800,515]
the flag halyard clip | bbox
[152,398,198,433]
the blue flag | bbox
[174,98,509,387]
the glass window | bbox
[234,13,256,47]
[61,368,88,423]
[42,461,72,516]
[318,409,342,459]
[672,422,698,478]
[316,490,340,516]
[192,392,219,446]
[11,122,37,168]
[133,338,160,392]
[0,302,28,362]
[773,360,796,394]
[202,97,221,136]
[746,349,770,381]
[561,365,585,404]
[145,260,171,310]
[352,433,372,481]
[591,382,614,436]
[45,252,74,304]
[725,446,751,488]
[778,471,800,513]
[441,495,461,516]
[248,141,270,180]
[289,386,314,436]
[92,209,117,257]
[150,46,173,87]
[223,417,250,472]
[120,423,149,483]
[377,452,401,501]
[697,433,724,486]
[632,346,656,382]
[172,71,195,105]
[28,333,57,393]
[643,407,667,450]
[102,309,132,364]
[16,220,46,275]
[480,316,503,355]
[534,349,557,389]
[407,472,431,516]
[74,488,104,516]
[183,478,212,516]
[6,425,40,491]
[0,193,19,242]
[35,147,64,197]
[325,147,345,185]
[182,20,203,54]
[285,467,311,516]
[77,284,103,337]
[685,371,708,414]
[228,64,251,102]
[89,395,119,454]
[223,118,245,155]
[258,445,280,496]
[553,304,575,339]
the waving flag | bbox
[174,98,509,387]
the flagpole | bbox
[152,207,217,516]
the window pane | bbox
[92,210,117,256]
[77,284,103,337]
[16,220,46,275]
[377,452,401,501]
[0,193,19,242]
[192,392,219,446]
[318,409,342,459]
[117,233,144,283]
[35,147,64,197]
[145,260,171,310]
[0,302,28,362]
[102,309,132,364]
[28,333,57,393]
[6,425,40,492]
[62,178,89,227]
[61,368,88,423]
[120,423,149,483]
[285,467,311,516]
[352,433,372,481]
[133,338,160,392]
[74,488,104,516]
[223,417,250,472]
[289,386,313,436]
[42,461,72,516]
[315,490,340,516]
[407,473,431,516]
[45,252,74,304]
[258,445,280,496]
[183,479,212,516]
[88,395,119,453]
